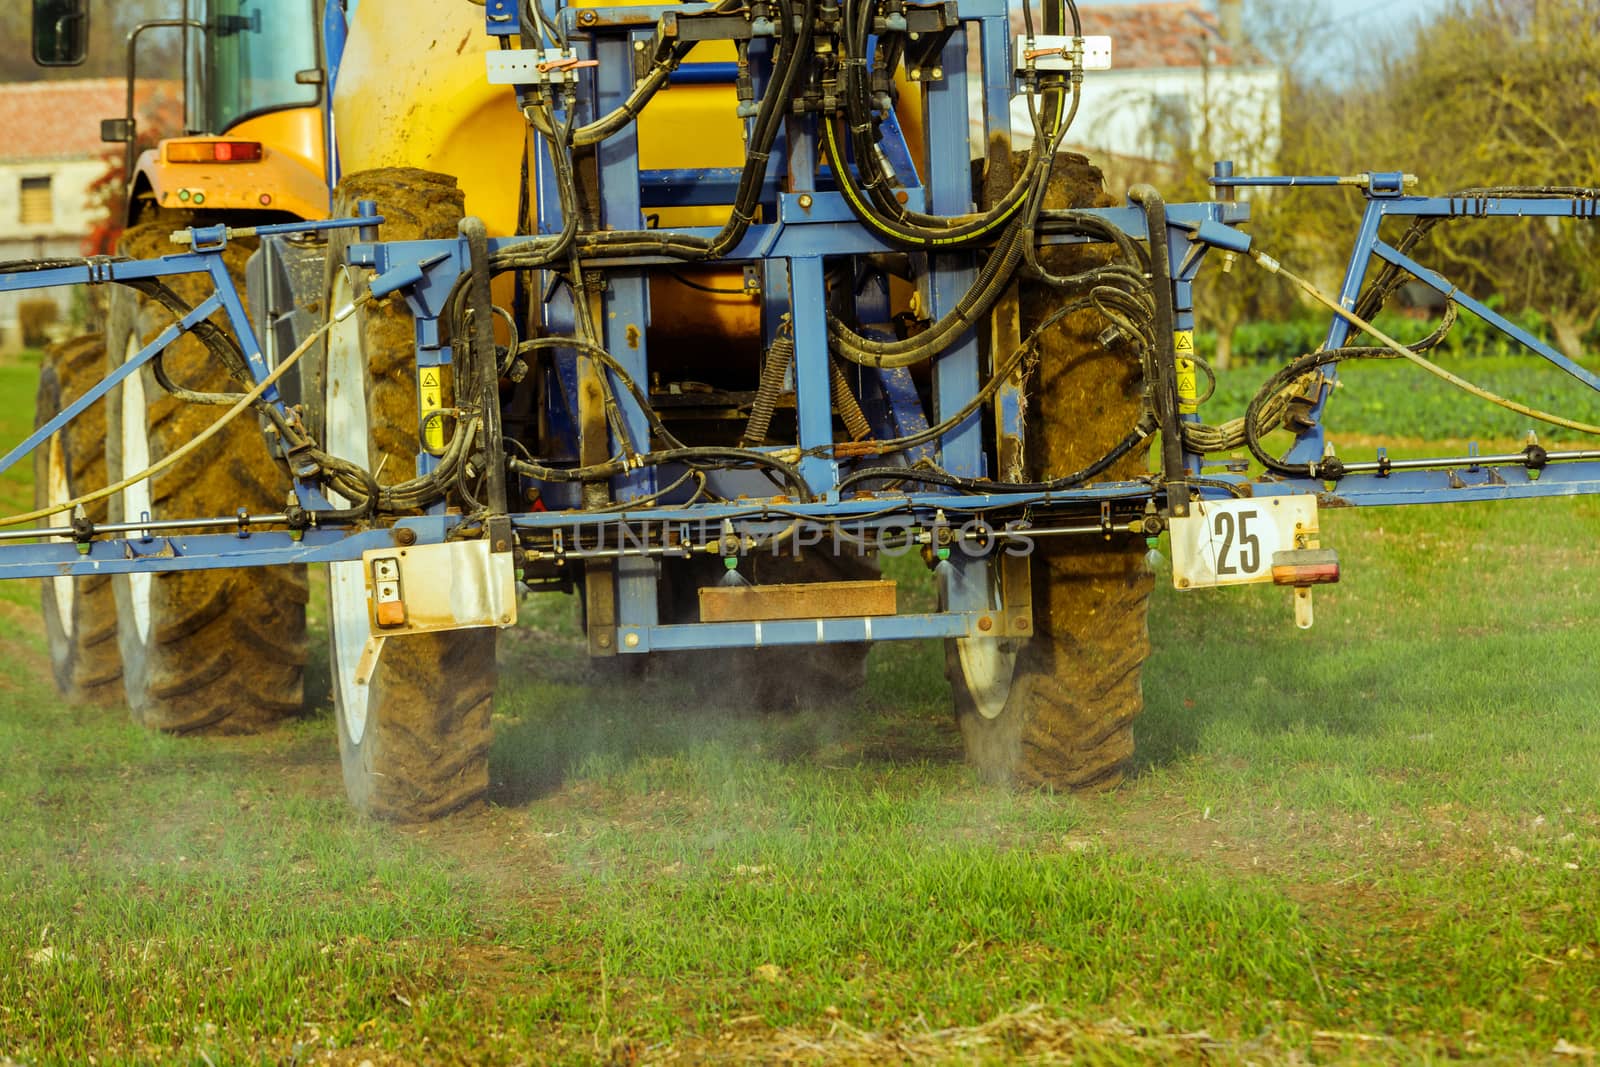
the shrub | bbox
[1198,303,1558,369]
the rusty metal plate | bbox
[361,540,517,636]
[699,579,897,623]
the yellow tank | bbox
[128,0,925,349]
[331,0,795,349]
[334,0,751,231]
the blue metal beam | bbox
[1370,238,1600,392]
[0,291,225,478]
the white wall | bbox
[0,159,107,242]
[1008,65,1283,172]
[0,159,107,341]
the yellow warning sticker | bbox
[1176,355,1198,414]
[420,367,444,452]
[1173,329,1195,353]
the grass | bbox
[1201,351,1600,444]
[2,349,1599,1064]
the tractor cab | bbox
[35,0,334,224]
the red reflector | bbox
[168,140,262,163]
[1272,563,1340,586]
[214,140,261,162]
[1270,548,1340,587]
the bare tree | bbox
[1305,0,1600,356]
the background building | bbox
[1002,0,1283,192]
[0,78,172,350]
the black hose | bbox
[836,422,1150,496]
[1127,185,1185,493]
[828,218,1030,367]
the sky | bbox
[1080,0,1460,82]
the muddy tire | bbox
[950,153,1154,789]
[317,168,495,821]
[104,222,308,733]
[34,336,123,704]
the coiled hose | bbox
[741,332,794,448]
[829,358,873,442]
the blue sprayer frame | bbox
[1,0,1598,656]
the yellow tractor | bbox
[30,0,1158,819]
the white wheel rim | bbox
[325,268,373,744]
[955,569,1020,721]
[46,433,75,634]
[957,636,1018,720]
[121,335,153,647]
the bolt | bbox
[895,190,909,204]
[624,632,640,649]
[977,615,993,632]
[909,68,921,80]
[633,39,645,50]
[1014,617,1029,631]
[931,67,943,79]
[798,194,814,210]
[495,539,508,552]
[394,527,417,546]
[501,614,512,624]
[1179,577,1191,589]
[597,632,612,649]
[578,9,597,24]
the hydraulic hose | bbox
[828,218,1030,367]
[829,0,1077,249]
[1127,184,1186,493]
[1,293,374,528]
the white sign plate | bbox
[1170,495,1318,589]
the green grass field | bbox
[1,352,1598,1065]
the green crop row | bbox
[1194,303,1577,366]
[1200,352,1600,444]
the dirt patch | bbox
[398,804,568,909]
[644,1006,1301,1065]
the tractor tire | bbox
[316,168,495,821]
[950,152,1154,790]
[104,221,308,733]
[34,335,123,705]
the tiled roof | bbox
[1012,2,1263,69]
[0,78,177,164]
